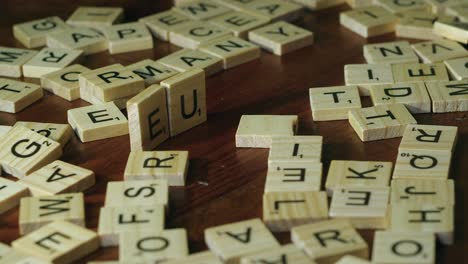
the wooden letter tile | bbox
[126,59,179,87]
[265,161,322,193]
[340,6,398,38]
[335,255,371,264]
[22,48,83,78]
[199,36,260,69]
[41,64,90,101]
[19,192,85,235]
[0,245,48,264]
[390,178,454,205]
[263,191,329,232]
[205,218,280,264]
[158,49,223,77]
[344,64,394,96]
[345,0,374,8]
[240,0,303,22]
[348,104,417,142]
[47,28,108,55]
[240,244,316,264]
[363,41,419,65]
[139,10,192,41]
[399,124,458,153]
[425,80,468,113]
[374,0,430,14]
[66,6,124,31]
[124,151,189,186]
[391,62,449,84]
[103,22,153,54]
[396,11,456,40]
[13,16,69,48]
[392,149,451,180]
[173,0,231,20]
[208,11,270,39]
[0,177,29,214]
[169,21,233,49]
[164,251,223,264]
[0,78,43,113]
[18,160,95,196]
[295,0,346,10]
[0,46,38,77]
[369,82,431,114]
[411,39,467,63]
[445,56,468,80]
[433,20,468,44]
[268,136,322,163]
[14,121,73,146]
[104,179,169,209]
[309,85,362,121]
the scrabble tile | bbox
[19,193,85,235]
[340,6,398,38]
[329,186,390,229]
[309,85,362,121]
[236,115,298,148]
[66,6,124,31]
[390,178,454,205]
[268,136,322,163]
[425,0,462,14]
[265,161,322,193]
[165,251,223,264]
[263,191,329,232]
[47,28,108,55]
[293,0,346,10]
[344,64,394,96]
[158,49,223,77]
[161,69,207,136]
[390,203,453,245]
[212,0,254,10]
[18,160,95,196]
[393,149,451,180]
[104,180,169,209]
[198,36,261,69]
[433,20,468,44]
[0,125,12,139]
[372,231,435,264]
[127,85,170,151]
[0,46,38,77]
[208,11,270,39]
[103,22,153,54]
[124,151,189,186]
[0,78,43,113]
[169,21,232,49]
[12,220,99,264]
[240,244,316,264]
[248,21,313,56]
[98,205,165,247]
[139,10,192,41]
[205,218,280,263]
[335,255,371,264]
[411,39,467,63]
[13,16,69,48]
[240,0,303,22]
[173,0,231,20]
[348,104,417,142]
[363,41,419,65]
[392,62,449,84]
[291,219,368,263]
[67,102,129,142]
[40,64,90,101]
[369,82,431,114]
[14,121,73,146]
[399,124,458,152]
[446,2,468,22]
[126,59,179,87]
[445,56,468,80]
[0,126,62,178]
[396,10,457,40]
[325,160,392,197]
[119,229,189,262]
[22,48,83,78]
[0,246,49,264]
[375,0,430,14]
[425,80,468,112]
[0,177,29,214]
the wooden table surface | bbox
[0,1,467,263]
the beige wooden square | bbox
[375,0,430,14]
[345,0,374,8]
[236,115,298,148]
[19,192,85,235]
[240,244,316,264]
[363,41,419,65]
[0,177,29,214]
[412,39,467,63]
[22,47,82,78]
[14,121,73,146]
[393,149,451,180]
[41,64,90,101]
[0,125,12,138]
[0,244,48,264]
[124,151,189,186]
[396,11,456,40]
[446,2,468,21]
[165,251,222,264]
[344,64,394,96]
[0,46,38,77]
[47,28,108,55]
[169,21,233,49]
[119,229,189,262]
[158,49,223,77]
[105,179,169,208]
[329,186,390,229]
[173,0,231,20]
[291,0,346,10]
[325,160,393,197]
[139,10,192,41]
[205,218,280,264]
[372,231,435,264]
[13,16,69,48]
[212,0,254,10]
[291,219,368,263]
[208,11,270,39]
[335,255,371,264]
[0,78,43,113]
[265,161,322,193]
[340,6,398,38]
[103,22,153,54]
[268,136,322,163]
[18,160,95,196]
[67,102,129,142]
[241,0,303,22]
[126,59,179,86]
[161,68,207,136]
[263,191,329,232]
[199,36,260,69]
[248,21,313,56]
[390,178,454,205]
[98,205,165,247]
[309,85,361,121]
[0,126,62,178]
[425,0,462,13]
[66,6,124,31]
[434,20,468,44]
[348,104,417,142]
[391,62,449,83]
[399,124,458,153]
[426,80,468,113]
[12,220,99,264]
[127,85,170,151]
[369,82,431,114]
[445,56,468,80]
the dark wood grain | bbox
[0,1,467,263]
